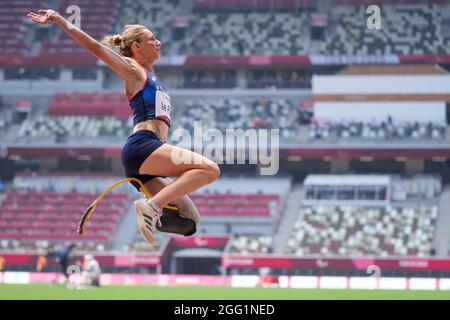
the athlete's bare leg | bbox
[138,144,220,208]
[143,177,200,226]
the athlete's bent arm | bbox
[26,9,133,80]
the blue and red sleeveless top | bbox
[129,70,172,127]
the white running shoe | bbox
[134,199,162,244]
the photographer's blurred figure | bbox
[47,243,76,284]
[82,254,101,287]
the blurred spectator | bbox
[81,254,101,287]
[36,255,47,272]
[47,243,77,280]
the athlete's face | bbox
[135,29,161,62]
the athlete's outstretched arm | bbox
[26,9,133,80]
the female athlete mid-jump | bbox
[27,9,220,243]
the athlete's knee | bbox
[203,161,220,183]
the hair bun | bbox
[110,34,123,46]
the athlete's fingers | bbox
[27,12,39,18]
[27,16,41,23]
[27,13,46,23]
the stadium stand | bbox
[169,2,450,55]
[36,0,120,64]
[193,0,315,12]
[123,232,162,253]
[174,97,301,139]
[320,3,450,55]
[17,115,131,143]
[308,118,447,141]
[176,12,311,56]
[12,94,304,142]
[113,0,181,45]
[286,204,439,257]
[12,172,131,194]
[293,174,442,257]
[2,0,450,282]
[1,1,449,62]
[0,0,40,58]
[47,92,129,117]
[228,235,273,254]
[190,193,279,217]
[0,189,129,244]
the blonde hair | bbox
[102,25,148,57]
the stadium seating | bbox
[174,97,301,139]
[0,190,130,244]
[0,239,106,253]
[171,3,450,55]
[113,0,181,43]
[320,4,450,55]
[309,118,447,142]
[1,1,450,63]
[124,230,162,253]
[17,115,131,142]
[47,92,129,117]
[36,0,120,63]
[194,0,315,12]
[190,193,280,217]
[286,205,438,257]
[14,94,303,141]
[176,12,311,56]
[228,235,273,254]
[12,172,132,194]
[0,0,39,57]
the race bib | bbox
[155,90,172,120]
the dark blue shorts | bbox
[121,130,165,192]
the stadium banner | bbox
[3,54,450,67]
[378,277,408,290]
[231,275,260,288]
[29,272,64,284]
[171,235,230,248]
[13,272,450,290]
[290,276,319,289]
[184,55,311,66]
[309,54,399,65]
[113,254,161,267]
[0,253,161,267]
[29,273,233,287]
[439,279,450,290]
[408,278,438,291]
[312,75,450,95]
[155,55,187,66]
[349,277,378,290]
[222,256,450,271]
[319,276,348,289]
[398,54,450,64]
[279,148,450,160]
[313,101,447,124]
[7,145,450,160]
[2,271,30,284]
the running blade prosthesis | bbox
[78,177,149,236]
[77,178,197,237]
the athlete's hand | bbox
[26,9,59,25]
